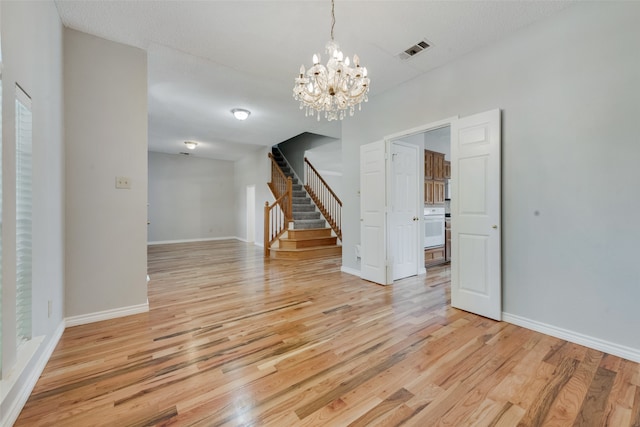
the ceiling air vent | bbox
[179,152,190,156]
[398,39,431,60]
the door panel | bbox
[451,109,501,320]
[390,142,419,280]
[360,141,391,285]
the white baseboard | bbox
[66,302,149,327]
[147,236,236,245]
[419,267,427,275]
[233,237,261,246]
[502,312,640,363]
[2,321,65,427]
[340,266,361,277]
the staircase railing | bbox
[264,153,293,256]
[304,157,342,240]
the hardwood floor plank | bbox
[517,357,580,426]
[628,385,640,427]
[544,348,603,426]
[488,401,527,427]
[14,241,640,426]
[572,366,617,426]
[346,388,414,427]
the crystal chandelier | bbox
[293,0,370,121]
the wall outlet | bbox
[116,176,131,189]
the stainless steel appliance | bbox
[424,206,445,248]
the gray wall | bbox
[342,3,640,351]
[148,152,236,243]
[277,132,339,182]
[64,29,148,318]
[0,1,65,423]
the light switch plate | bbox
[116,176,131,189]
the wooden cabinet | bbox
[424,180,434,205]
[444,161,451,179]
[434,181,445,204]
[445,218,451,261]
[424,150,434,180]
[425,149,445,179]
[425,246,445,266]
[433,152,445,180]
[425,149,447,205]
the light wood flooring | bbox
[16,240,640,426]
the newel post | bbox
[264,201,270,257]
[287,177,293,220]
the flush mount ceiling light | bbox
[293,0,370,121]
[184,141,198,150]
[231,108,251,121]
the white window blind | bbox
[15,85,32,348]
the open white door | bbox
[360,141,392,285]
[390,141,420,280]
[451,109,502,320]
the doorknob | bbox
[492,224,498,229]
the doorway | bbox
[246,185,255,243]
[360,110,502,320]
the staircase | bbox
[268,149,341,260]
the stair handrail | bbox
[304,157,342,240]
[265,153,293,256]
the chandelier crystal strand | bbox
[293,0,370,121]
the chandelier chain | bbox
[330,0,335,41]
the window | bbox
[15,85,32,349]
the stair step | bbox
[293,190,307,197]
[294,219,326,229]
[287,228,333,239]
[293,212,321,220]
[270,245,342,260]
[292,197,311,204]
[292,204,315,212]
[279,235,338,249]
[292,184,303,191]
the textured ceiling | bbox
[55,0,573,161]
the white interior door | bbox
[390,141,419,280]
[360,141,391,285]
[451,109,502,320]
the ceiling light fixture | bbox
[231,108,251,121]
[184,141,198,150]
[293,0,370,121]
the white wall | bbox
[148,152,236,243]
[423,126,451,161]
[0,1,65,423]
[304,138,343,200]
[64,29,148,318]
[342,3,640,353]
[234,146,272,246]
